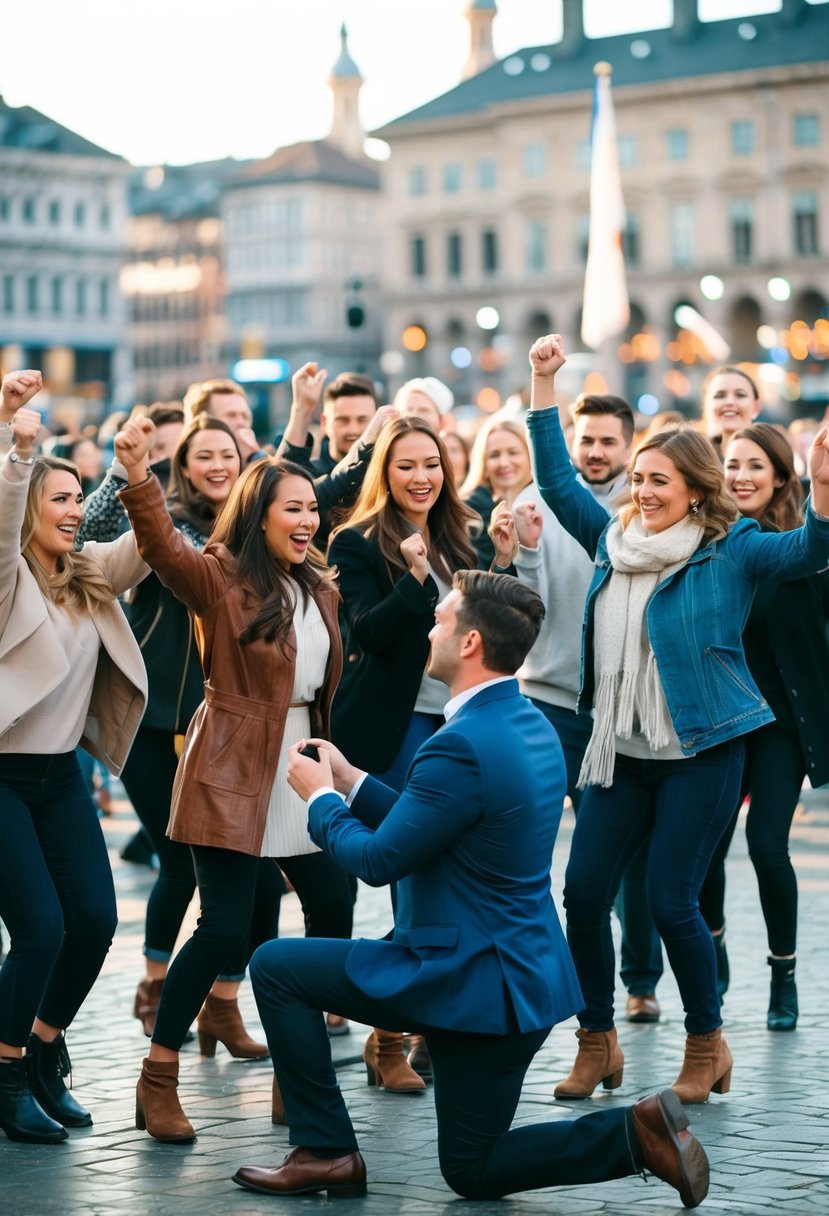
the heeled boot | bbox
[406,1033,433,1083]
[767,956,798,1031]
[363,1029,426,1093]
[133,977,164,1038]
[271,1074,287,1126]
[0,1057,67,1144]
[553,1027,624,1100]
[671,1027,733,1103]
[712,931,729,1004]
[196,994,269,1060]
[26,1033,92,1127]
[135,1057,196,1142]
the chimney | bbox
[560,0,585,58]
[672,0,700,42]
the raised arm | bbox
[114,415,228,614]
[0,405,40,625]
[77,461,128,544]
[526,335,611,556]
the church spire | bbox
[328,23,364,158]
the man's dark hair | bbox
[452,570,544,674]
[147,401,185,428]
[323,372,378,407]
[572,393,635,445]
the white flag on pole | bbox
[581,63,629,350]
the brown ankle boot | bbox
[406,1034,433,1083]
[554,1027,624,1099]
[363,1029,426,1093]
[196,995,269,1060]
[135,1058,196,1142]
[672,1028,732,1104]
[133,978,164,1038]
[271,1074,287,1126]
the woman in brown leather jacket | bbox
[113,414,351,1144]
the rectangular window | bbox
[76,278,87,316]
[447,232,463,278]
[2,275,14,312]
[51,276,63,315]
[622,213,640,266]
[476,157,496,190]
[22,197,36,224]
[577,213,590,264]
[525,220,547,273]
[99,278,110,316]
[482,228,498,274]
[26,275,39,314]
[793,191,819,255]
[793,113,819,148]
[667,129,688,161]
[410,234,427,278]
[731,121,755,155]
[74,201,86,227]
[442,163,462,193]
[670,203,695,267]
[523,143,545,177]
[100,203,111,229]
[408,166,427,197]
[729,198,753,263]
[48,199,61,225]
[617,135,638,168]
[0,196,9,221]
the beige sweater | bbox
[0,454,150,774]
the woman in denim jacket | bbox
[523,335,829,1105]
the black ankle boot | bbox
[767,957,798,1031]
[713,931,729,1004]
[27,1034,92,1127]
[0,1057,67,1144]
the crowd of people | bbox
[1,341,827,1206]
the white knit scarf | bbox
[577,514,704,789]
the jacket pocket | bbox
[703,646,763,723]
[198,708,266,796]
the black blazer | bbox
[328,526,441,772]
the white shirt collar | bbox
[444,676,514,721]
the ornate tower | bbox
[462,0,497,80]
[327,23,364,158]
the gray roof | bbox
[228,140,380,191]
[129,158,251,219]
[377,3,829,132]
[0,95,125,159]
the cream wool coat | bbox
[0,454,149,775]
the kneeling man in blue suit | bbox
[233,571,709,1207]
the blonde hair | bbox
[459,417,532,500]
[620,429,738,544]
[21,457,116,615]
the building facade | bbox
[0,95,131,420]
[374,0,829,417]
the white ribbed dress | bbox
[259,591,330,859]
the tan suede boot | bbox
[196,994,269,1060]
[363,1029,426,1093]
[553,1027,624,1099]
[135,1058,196,1142]
[671,1028,733,1103]
[133,978,164,1038]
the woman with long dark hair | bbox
[0,376,147,1144]
[113,414,352,1143]
[700,423,829,1029]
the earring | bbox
[690,500,699,515]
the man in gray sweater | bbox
[514,394,664,1025]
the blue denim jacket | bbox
[527,407,829,756]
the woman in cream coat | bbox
[0,374,148,1146]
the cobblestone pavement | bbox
[2,784,828,1215]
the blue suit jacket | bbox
[309,679,583,1035]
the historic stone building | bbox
[374,0,829,417]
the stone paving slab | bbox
[2,786,828,1215]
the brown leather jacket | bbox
[119,474,342,855]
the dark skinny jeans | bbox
[0,752,117,1046]
[564,740,744,1035]
[152,845,354,1051]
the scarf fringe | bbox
[578,672,619,789]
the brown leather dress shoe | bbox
[626,993,661,1023]
[630,1088,709,1208]
[232,1147,367,1198]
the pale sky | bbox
[0,0,820,167]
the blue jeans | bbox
[564,740,744,1035]
[0,752,117,1045]
[250,937,637,1199]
